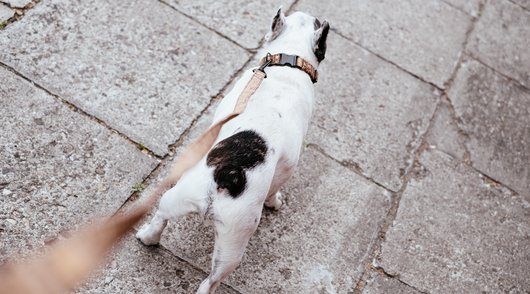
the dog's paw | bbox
[265,192,284,210]
[136,224,161,246]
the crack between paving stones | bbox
[157,0,252,52]
[352,97,440,293]
[0,61,162,161]
[0,0,41,29]
[370,265,428,294]
[442,0,485,91]
[330,28,444,92]
[438,0,474,17]
[306,143,396,193]
[438,94,474,164]
[430,148,522,197]
[136,240,243,294]
[506,0,530,12]
[464,52,530,94]
[158,0,301,53]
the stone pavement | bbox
[0,0,528,293]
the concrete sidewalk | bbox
[1,0,528,293]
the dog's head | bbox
[264,8,330,65]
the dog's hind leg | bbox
[136,163,210,246]
[197,209,260,294]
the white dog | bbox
[136,8,329,294]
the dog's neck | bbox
[258,41,319,69]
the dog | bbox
[136,8,329,294]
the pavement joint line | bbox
[464,52,530,94]
[306,143,396,193]
[438,0,474,17]
[330,28,445,92]
[369,265,428,294]
[436,94,473,164]
[0,0,41,29]
[132,238,243,294]
[353,96,441,293]
[442,0,485,91]
[0,60,162,161]
[506,0,530,12]
[431,148,521,198]
[157,0,253,52]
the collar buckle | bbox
[278,54,298,67]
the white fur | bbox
[137,11,324,294]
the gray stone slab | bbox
[144,135,390,291]
[79,234,237,294]
[297,0,472,87]
[363,272,421,294]
[425,99,468,161]
[0,3,14,23]
[164,0,296,49]
[441,0,483,16]
[0,0,31,8]
[379,149,530,293]
[468,0,530,88]
[306,33,439,191]
[448,58,530,196]
[0,0,250,156]
[0,67,157,260]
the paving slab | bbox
[379,149,530,293]
[0,0,31,8]
[468,0,530,88]
[163,0,296,49]
[0,3,13,23]
[448,58,530,196]
[297,0,472,87]
[79,234,237,294]
[363,272,421,294]
[143,127,391,293]
[0,67,157,260]
[441,0,483,16]
[0,0,250,156]
[305,32,439,191]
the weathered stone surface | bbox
[0,0,250,156]
[468,0,530,88]
[0,3,13,22]
[306,33,439,191]
[379,150,530,293]
[79,235,237,294]
[448,58,530,196]
[0,67,157,260]
[164,0,295,49]
[0,0,31,8]
[297,0,472,87]
[425,99,468,161]
[441,0,483,16]
[363,272,421,294]
[148,147,390,293]
[510,0,530,11]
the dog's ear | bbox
[313,20,330,62]
[267,7,286,42]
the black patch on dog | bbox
[207,130,268,198]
